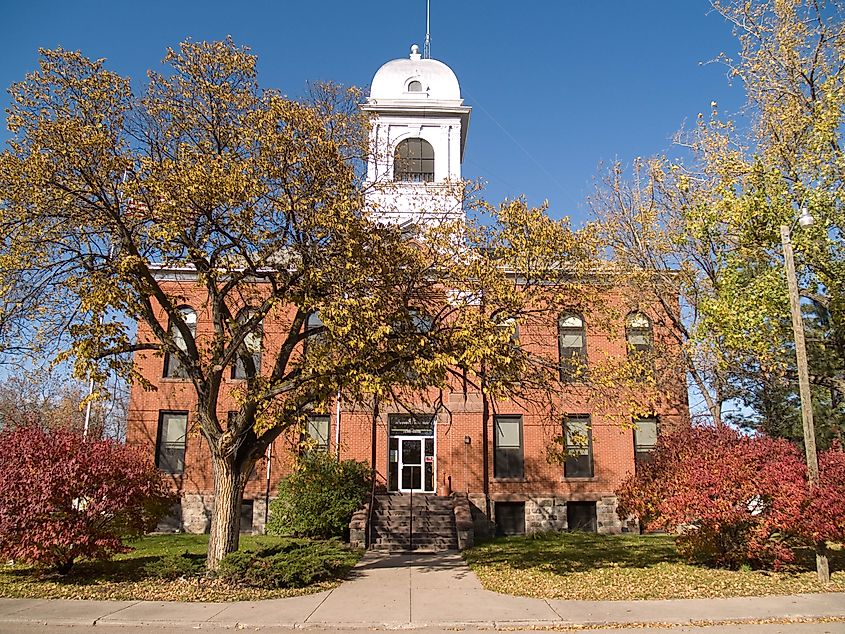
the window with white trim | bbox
[163,306,197,378]
[558,313,586,381]
[156,411,187,474]
[494,415,524,479]
[564,414,593,478]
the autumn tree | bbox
[0,40,639,569]
[591,158,733,426]
[0,367,128,439]
[592,0,845,443]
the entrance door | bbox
[399,437,422,491]
[390,435,435,492]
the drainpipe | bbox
[263,441,273,529]
[371,397,379,478]
[482,383,490,521]
[335,388,341,458]
[480,292,491,521]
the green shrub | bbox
[267,453,371,539]
[217,539,358,588]
[143,552,205,580]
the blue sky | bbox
[0,1,744,224]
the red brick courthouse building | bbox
[127,46,689,542]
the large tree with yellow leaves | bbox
[0,39,635,568]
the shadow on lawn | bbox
[3,553,203,585]
[467,532,845,577]
[791,545,845,574]
[467,532,682,574]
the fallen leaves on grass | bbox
[464,533,845,600]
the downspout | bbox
[480,291,490,520]
[263,442,272,529]
[482,380,490,521]
[335,388,341,458]
[371,396,379,478]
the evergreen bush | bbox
[217,539,357,588]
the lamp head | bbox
[798,207,814,228]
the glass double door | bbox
[389,435,435,492]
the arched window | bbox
[626,312,653,377]
[303,310,324,357]
[394,138,434,183]
[408,80,423,92]
[558,313,586,381]
[232,310,263,379]
[498,317,519,343]
[305,311,324,335]
[164,306,197,378]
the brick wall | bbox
[127,279,689,534]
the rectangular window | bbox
[163,353,187,379]
[495,501,525,536]
[494,415,523,479]
[156,502,182,532]
[156,411,188,474]
[306,415,330,452]
[634,417,658,466]
[240,500,254,533]
[567,501,597,532]
[564,415,593,478]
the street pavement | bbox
[0,551,843,631]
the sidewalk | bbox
[0,551,843,630]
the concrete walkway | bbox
[0,551,843,630]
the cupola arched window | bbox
[164,306,197,378]
[394,138,434,183]
[408,80,422,92]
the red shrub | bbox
[0,424,173,574]
[616,425,845,568]
[798,450,845,545]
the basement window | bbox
[495,501,525,536]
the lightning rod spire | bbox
[424,0,431,59]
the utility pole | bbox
[780,220,829,583]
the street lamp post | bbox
[780,208,830,584]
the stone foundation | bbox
[174,492,624,537]
[182,494,212,533]
[485,494,624,535]
[596,496,623,534]
[525,497,568,533]
[175,494,271,535]
[251,498,269,534]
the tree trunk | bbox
[206,453,246,571]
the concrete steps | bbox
[370,493,458,552]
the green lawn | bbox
[0,534,362,602]
[463,532,845,600]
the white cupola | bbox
[362,45,471,227]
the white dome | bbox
[369,45,462,103]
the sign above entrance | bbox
[388,414,435,436]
